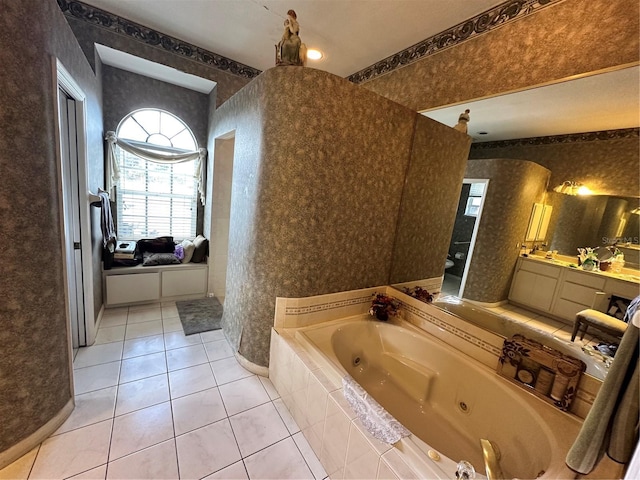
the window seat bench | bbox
[103,262,208,307]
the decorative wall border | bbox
[284,295,372,316]
[57,0,262,79]
[401,301,503,357]
[470,127,640,150]
[348,0,560,84]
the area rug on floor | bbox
[176,297,223,335]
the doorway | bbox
[209,133,236,305]
[56,60,95,349]
[443,178,489,297]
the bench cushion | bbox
[576,309,628,333]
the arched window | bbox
[113,109,200,240]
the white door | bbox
[58,87,86,348]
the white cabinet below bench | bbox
[106,273,160,305]
[104,264,208,306]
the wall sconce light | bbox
[553,181,592,196]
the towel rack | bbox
[88,187,108,205]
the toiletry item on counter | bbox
[550,359,578,401]
[516,358,540,387]
[501,358,519,379]
[534,367,555,396]
[550,372,570,401]
[498,335,586,411]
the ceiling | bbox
[82,0,640,143]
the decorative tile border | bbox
[471,127,640,149]
[348,0,560,84]
[284,296,372,316]
[401,301,503,357]
[58,0,262,79]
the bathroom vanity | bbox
[509,255,639,323]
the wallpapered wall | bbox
[462,159,551,303]
[0,0,104,461]
[102,66,209,146]
[359,0,639,113]
[469,133,640,198]
[209,67,470,367]
[390,116,471,283]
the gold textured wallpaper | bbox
[210,67,470,367]
[463,159,551,303]
[360,0,639,113]
[0,0,104,459]
[469,133,640,198]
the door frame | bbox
[54,58,97,348]
[458,178,490,298]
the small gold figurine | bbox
[276,10,307,66]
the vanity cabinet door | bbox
[509,268,558,311]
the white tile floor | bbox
[0,302,327,480]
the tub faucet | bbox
[480,439,505,480]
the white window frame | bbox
[114,109,199,241]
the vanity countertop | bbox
[520,253,640,285]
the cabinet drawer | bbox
[519,259,561,278]
[559,282,601,306]
[605,279,640,300]
[106,273,160,305]
[564,270,606,290]
[162,269,207,297]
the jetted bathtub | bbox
[296,317,582,479]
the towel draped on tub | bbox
[342,374,411,445]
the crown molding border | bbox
[470,127,640,150]
[348,0,560,84]
[57,0,262,80]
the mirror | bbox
[393,66,638,384]
[544,192,640,269]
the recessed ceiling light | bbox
[306,49,323,61]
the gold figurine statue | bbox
[276,9,307,66]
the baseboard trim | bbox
[235,351,269,377]
[0,398,74,470]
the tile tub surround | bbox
[209,66,470,368]
[272,286,600,427]
[269,310,583,479]
[274,278,442,331]
[270,328,420,480]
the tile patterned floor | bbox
[0,302,327,480]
